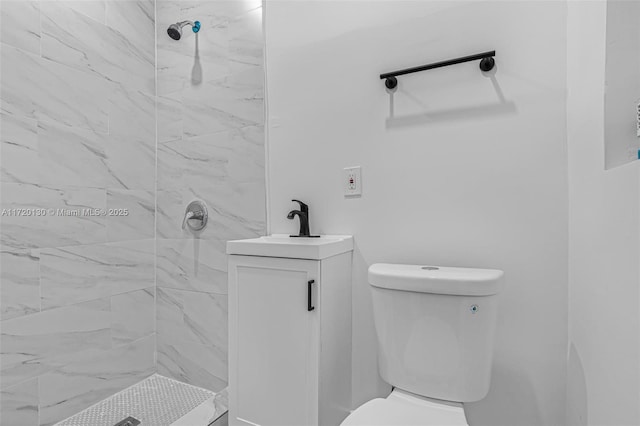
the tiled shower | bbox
[0,1,265,424]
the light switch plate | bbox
[344,166,362,197]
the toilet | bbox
[342,263,505,426]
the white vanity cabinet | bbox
[227,235,353,426]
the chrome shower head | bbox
[167,23,182,40]
[167,20,201,41]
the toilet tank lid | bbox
[368,263,504,296]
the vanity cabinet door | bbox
[229,256,320,426]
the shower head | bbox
[167,23,182,40]
[167,20,201,41]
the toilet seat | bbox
[341,389,468,426]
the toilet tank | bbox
[369,264,504,403]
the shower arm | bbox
[177,20,201,33]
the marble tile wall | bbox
[0,1,157,424]
[155,0,265,393]
[1,0,265,422]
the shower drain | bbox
[114,417,140,426]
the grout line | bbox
[38,0,42,59]
[0,0,3,410]
[261,1,270,237]
[156,285,228,296]
[154,0,159,374]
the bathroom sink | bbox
[226,234,353,260]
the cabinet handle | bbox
[308,279,315,311]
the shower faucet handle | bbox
[181,211,195,229]
[182,200,208,232]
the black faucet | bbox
[287,199,318,238]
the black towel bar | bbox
[380,50,496,89]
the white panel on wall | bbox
[604,0,640,169]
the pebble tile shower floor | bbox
[55,374,216,426]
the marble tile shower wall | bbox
[0,1,157,425]
[155,0,265,393]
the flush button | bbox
[421,266,439,271]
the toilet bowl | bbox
[341,263,504,426]
[342,388,467,426]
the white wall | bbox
[265,1,568,425]
[567,2,640,425]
